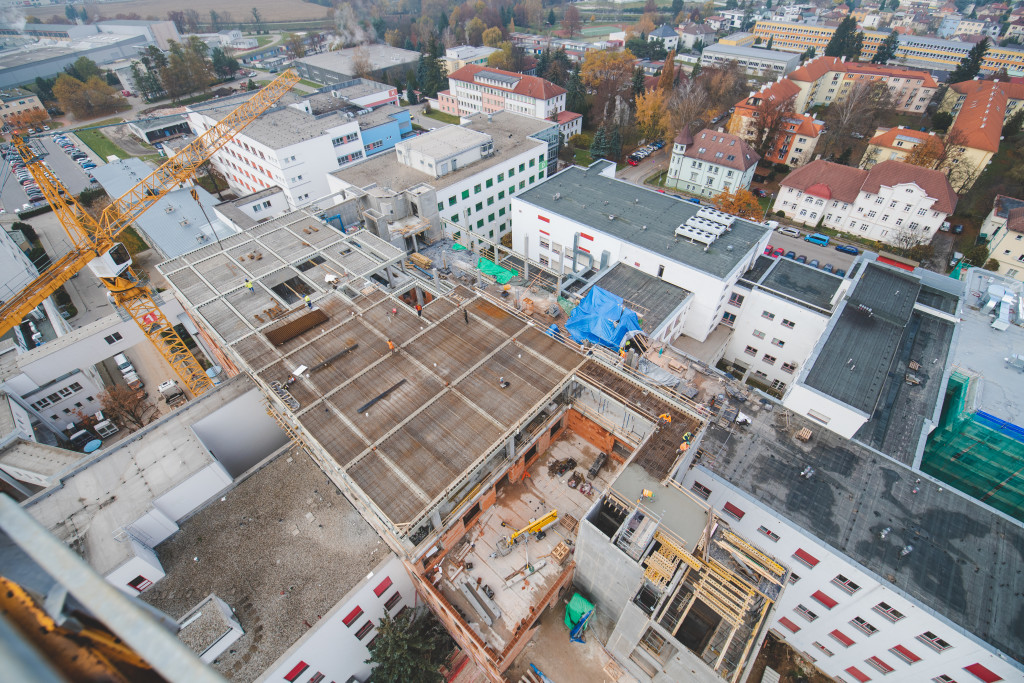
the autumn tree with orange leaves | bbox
[709,189,762,221]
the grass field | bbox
[299,79,324,88]
[76,129,128,160]
[423,110,461,125]
[27,0,328,23]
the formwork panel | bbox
[224,284,283,326]
[299,405,369,468]
[198,299,252,343]
[286,321,388,394]
[454,345,559,429]
[231,334,278,372]
[286,219,341,248]
[467,298,528,336]
[359,301,430,345]
[347,453,425,524]
[329,354,444,443]
[258,360,319,407]
[406,315,508,384]
[421,297,457,322]
[262,227,317,263]
[378,391,503,501]
[167,268,214,306]
[195,252,253,290]
[518,326,585,372]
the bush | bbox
[570,132,592,148]
[11,221,37,243]
[772,163,790,174]
[932,111,953,132]
[984,258,1001,271]
[775,210,786,217]
[18,204,53,220]
[963,244,990,266]
[77,187,107,204]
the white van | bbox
[114,353,134,375]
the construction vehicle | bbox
[493,509,558,557]
[158,380,187,408]
[0,70,300,397]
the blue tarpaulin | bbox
[564,286,642,349]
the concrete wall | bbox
[782,383,868,439]
[152,461,233,522]
[106,539,166,597]
[189,389,289,477]
[574,518,644,622]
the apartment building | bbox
[860,126,944,168]
[0,88,43,124]
[751,20,889,58]
[512,163,772,344]
[438,65,581,139]
[700,43,801,76]
[678,23,718,50]
[980,195,1024,280]
[510,33,612,63]
[442,45,499,74]
[939,78,1024,124]
[773,159,957,245]
[787,55,938,114]
[648,24,680,52]
[727,80,823,167]
[665,128,760,198]
[326,112,558,250]
[188,87,410,207]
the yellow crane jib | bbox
[1,70,300,396]
[493,509,558,557]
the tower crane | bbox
[1,70,300,396]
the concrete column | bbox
[506,434,515,460]
[523,239,529,280]
[431,508,442,531]
[411,235,419,253]
[416,287,424,306]
[385,267,393,287]
[556,257,564,300]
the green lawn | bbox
[76,128,128,160]
[573,149,594,166]
[298,78,323,88]
[120,226,149,255]
[423,109,461,125]
[256,35,274,47]
[646,170,667,186]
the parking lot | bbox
[764,230,858,273]
[1,133,98,213]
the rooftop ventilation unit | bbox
[696,206,736,229]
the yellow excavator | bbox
[493,509,558,557]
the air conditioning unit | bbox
[164,206,174,213]
[179,219,190,227]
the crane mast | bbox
[3,70,300,396]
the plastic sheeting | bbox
[564,593,594,630]
[637,358,681,389]
[452,243,467,251]
[477,257,514,284]
[565,286,642,349]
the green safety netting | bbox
[564,593,594,630]
[451,243,467,251]
[477,257,514,284]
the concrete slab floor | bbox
[505,599,639,683]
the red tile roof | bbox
[683,129,760,171]
[949,82,1007,154]
[1008,207,1024,233]
[862,161,958,214]
[788,55,938,87]
[780,160,867,203]
[949,78,1024,102]
[868,127,944,155]
[446,64,566,101]
[555,110,581,124]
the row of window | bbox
[30,381,85,411]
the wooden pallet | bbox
[559,513,579,535]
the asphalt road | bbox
[616,146,670,184]
[765,231,858,272]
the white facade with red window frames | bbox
[259,554,417,683]
[676,472,1023,683]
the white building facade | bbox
[439,65,567,120]
[665,128,760,198]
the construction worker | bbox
[498,376,510,389]
[304,295,312,309]
[464,309,469,325]
[387,339,395,353]
[392,307,398,316]
[245,280,254,294]
[658,413,672,425]
[415,303,422,317]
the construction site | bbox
[155,206,752,679]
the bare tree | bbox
[937,127,982,194]
[747,91,795,158]
[182,9,201,33]
[822,80,894,157]
[562,5,583,39]
[667,78,712,137]
[352,45,373,79]
[99,385,159,431]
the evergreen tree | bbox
[632,66,646,103]
[65,4,77,22]
[609,128,622,160]
[872,30,899,64]
[365,607,453,683]
[766,35,773,50]
[590,127,607,159]
[824,15,859,58]
[1003,108,1024,137]
[766,0,772,7]
[690,60,702,78]
[949,38,990,83]
[536,49,552,79]
[671,0,684,15]
[851,31,864,60]
[658,51,676,90]
[548,9,556,25]
[406,71,419,104]
[567,65,588,116]
[437,10,448,31]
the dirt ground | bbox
[105,124,157,157]
[746,634,833,683]
[29,0,330,23]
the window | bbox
[963,663,1002,682]
[812,642,834,657]
[384,592,402,610]
[762,354,776,365]
[127,575,152,592]
[873,602,905,622]
[795,604,818,621]
[811,590,838,609]
[744,345,758,356]
[284,662,309,682]
[374,576,393,597]
[104,332,123,344]
[461,190,470,200]
[474,184,482,193]
[833,575,861,594]
[757,525,779,541]
[342,606,363,627]
[761,310,775,320]
[728,292,744,306]
[475,202,483,212]
[793,548,819,567]
[917,631,952,652]
[691,481,712,499]
[487,196,494,206]
[355,621,374,640]
[889,644,920,664]
[771,338,785,347]
[722,502,744,519]
[781,318,795,329]
[781,362,797,374]
[788,573,800,584]
[932,677,957,683]
[778,616,800,632]
[448,196,456,207]
[851,616,878,635]
[752,329,766,339]
[845,666,872,683]
[830,629,855,647]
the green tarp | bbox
[477,257,514,285]
[564,592,594,630]
[452,243,467,251]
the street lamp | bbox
[762,192,774,222]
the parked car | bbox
[809,259,819,268]
[784,251,796,259]
[752,188,768,198]
[773,247,785,258]
[796,255,807,264]
[834,244,859,255]
[764,244,774,256]
[952,224,964,234]
[777,226,801,238]
[835,268,846,277]
[822,263,833,273]
[940,221,951,231]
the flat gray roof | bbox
[330,112,553,193]
[589,263,691,334]
[704,43,800,62]
[398,125,490,161]
[296,45,421,76]
[804,262,922,414]
[757,257,843,312]
[700,404,1024,670]
[517,165,770,279]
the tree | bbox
[766,36,773,50]
[251,7,264,34]
[590,127,608,159]
[365,607,453,683]
[635,88,670,141]
[33,76,56,103]
[746,89,795,157]
[352,45,374,79]
[99,385,159,431]
[632,66,646,103]
[210,10,221,31]
[821,80,894,156]
[286,33,306,58]
[903,135,945,168]
[65,56,102,82]
[709,189,762,220]
[873,30,899,64]
[53,73,127,119]
[609,128,623,160]
[581,49,636,126]
[566,65,588,118]
[65,4,78,22]
[79,7,89,22]
[932,111,953,132]
[671,0,684,16]
[211,48,240,79]
[548,9,556,25]
[406,71,419,104]
[658,50,676,90]
[562,5,583,39]
[949,38,991,83]
[482,27,503,47]
[1003,109,1024,137]
[824,16,861,59]
[466,17,486,45]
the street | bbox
[615,146,670,184]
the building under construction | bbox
[156,208,783,681]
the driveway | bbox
[616,146,669,184]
